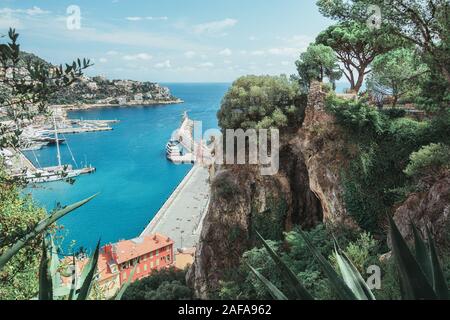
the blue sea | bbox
[24,83,230,252]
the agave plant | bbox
[0,194,97,270]
[250,215,449,300]
[389,216,448,300]
[38,233,136,300]
[38,235,100,300]
[0,193,137,300]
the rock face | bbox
[187,151,323,298]
[187,81,351,298]
[392,173,450,247]
[297,82,354,225]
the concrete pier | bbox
[140,164,210,250]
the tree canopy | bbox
[122,267,193,300]
[316,0,450,85]
[295,44,342,90]
[367,47,428,106]
[316,21,399,93]
[217,75,306,130]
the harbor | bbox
[21,83,229,251]
[141,112,213,250]
[1,107,117,183]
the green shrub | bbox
[122,267,193,300]
[217,75,307,130]
[218,224,359,300]
[404,143,450,179]
[250,197,288,242]
[330,232,379,273]
[0,179,46,300]
[325,95,385,138]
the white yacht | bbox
[166,140,182,160]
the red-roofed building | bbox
[60,233,174,298]
[101,233,174,286]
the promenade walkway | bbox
[140,164,210,250]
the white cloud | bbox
[125,17,142,21]
[281,35,312,48]
[193,18,237,35]
[0,15,22,29]
[69,29,208,52]
[198,62,214,68]
[176,66,196,72]
[250,50,265,56]
[0,6,49,28]
[0,6,50,16]
[99,58,108,63]
[267,47,300,57]
[154,60,171,68]
[106,50,119,56]
[26,6,50,16]
[224,60,232,64]
[219,48,232,56]
[126,16,168,21]
[281,61,290,66]
[184,51,196,59]
[123,53,153,61]
[249,36,257,41]
[146,16,168,21]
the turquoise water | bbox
[25,83,230,251]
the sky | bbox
[0,0,334,82]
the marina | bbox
[25,83,229,251]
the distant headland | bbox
[20,52,184,110]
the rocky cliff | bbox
[296,82,356,226]
[392,173,450,247]
[187,81,449,298]
[187,81,350,298]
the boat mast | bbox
[53,115,62,168]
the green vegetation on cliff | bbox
[212,0,450,300]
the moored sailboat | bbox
[19,116,96,184]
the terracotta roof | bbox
[59,233,174,286]
[97,252,117,282]
[112,233,174,264]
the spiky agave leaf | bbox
[255,231,313,300]
[0,194,98,270]
[333,241,376,300]
[297,228,357,300]
[76,240,101,300]
[68,255,77,300]
[388,215,437,300]
[115,265,137,300]
[425,227,449,300]
[246,262,288,300]
[411,224,432,282]
[38,237,53,300]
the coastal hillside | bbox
[18,52,181,107]
[50,76,181,106]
